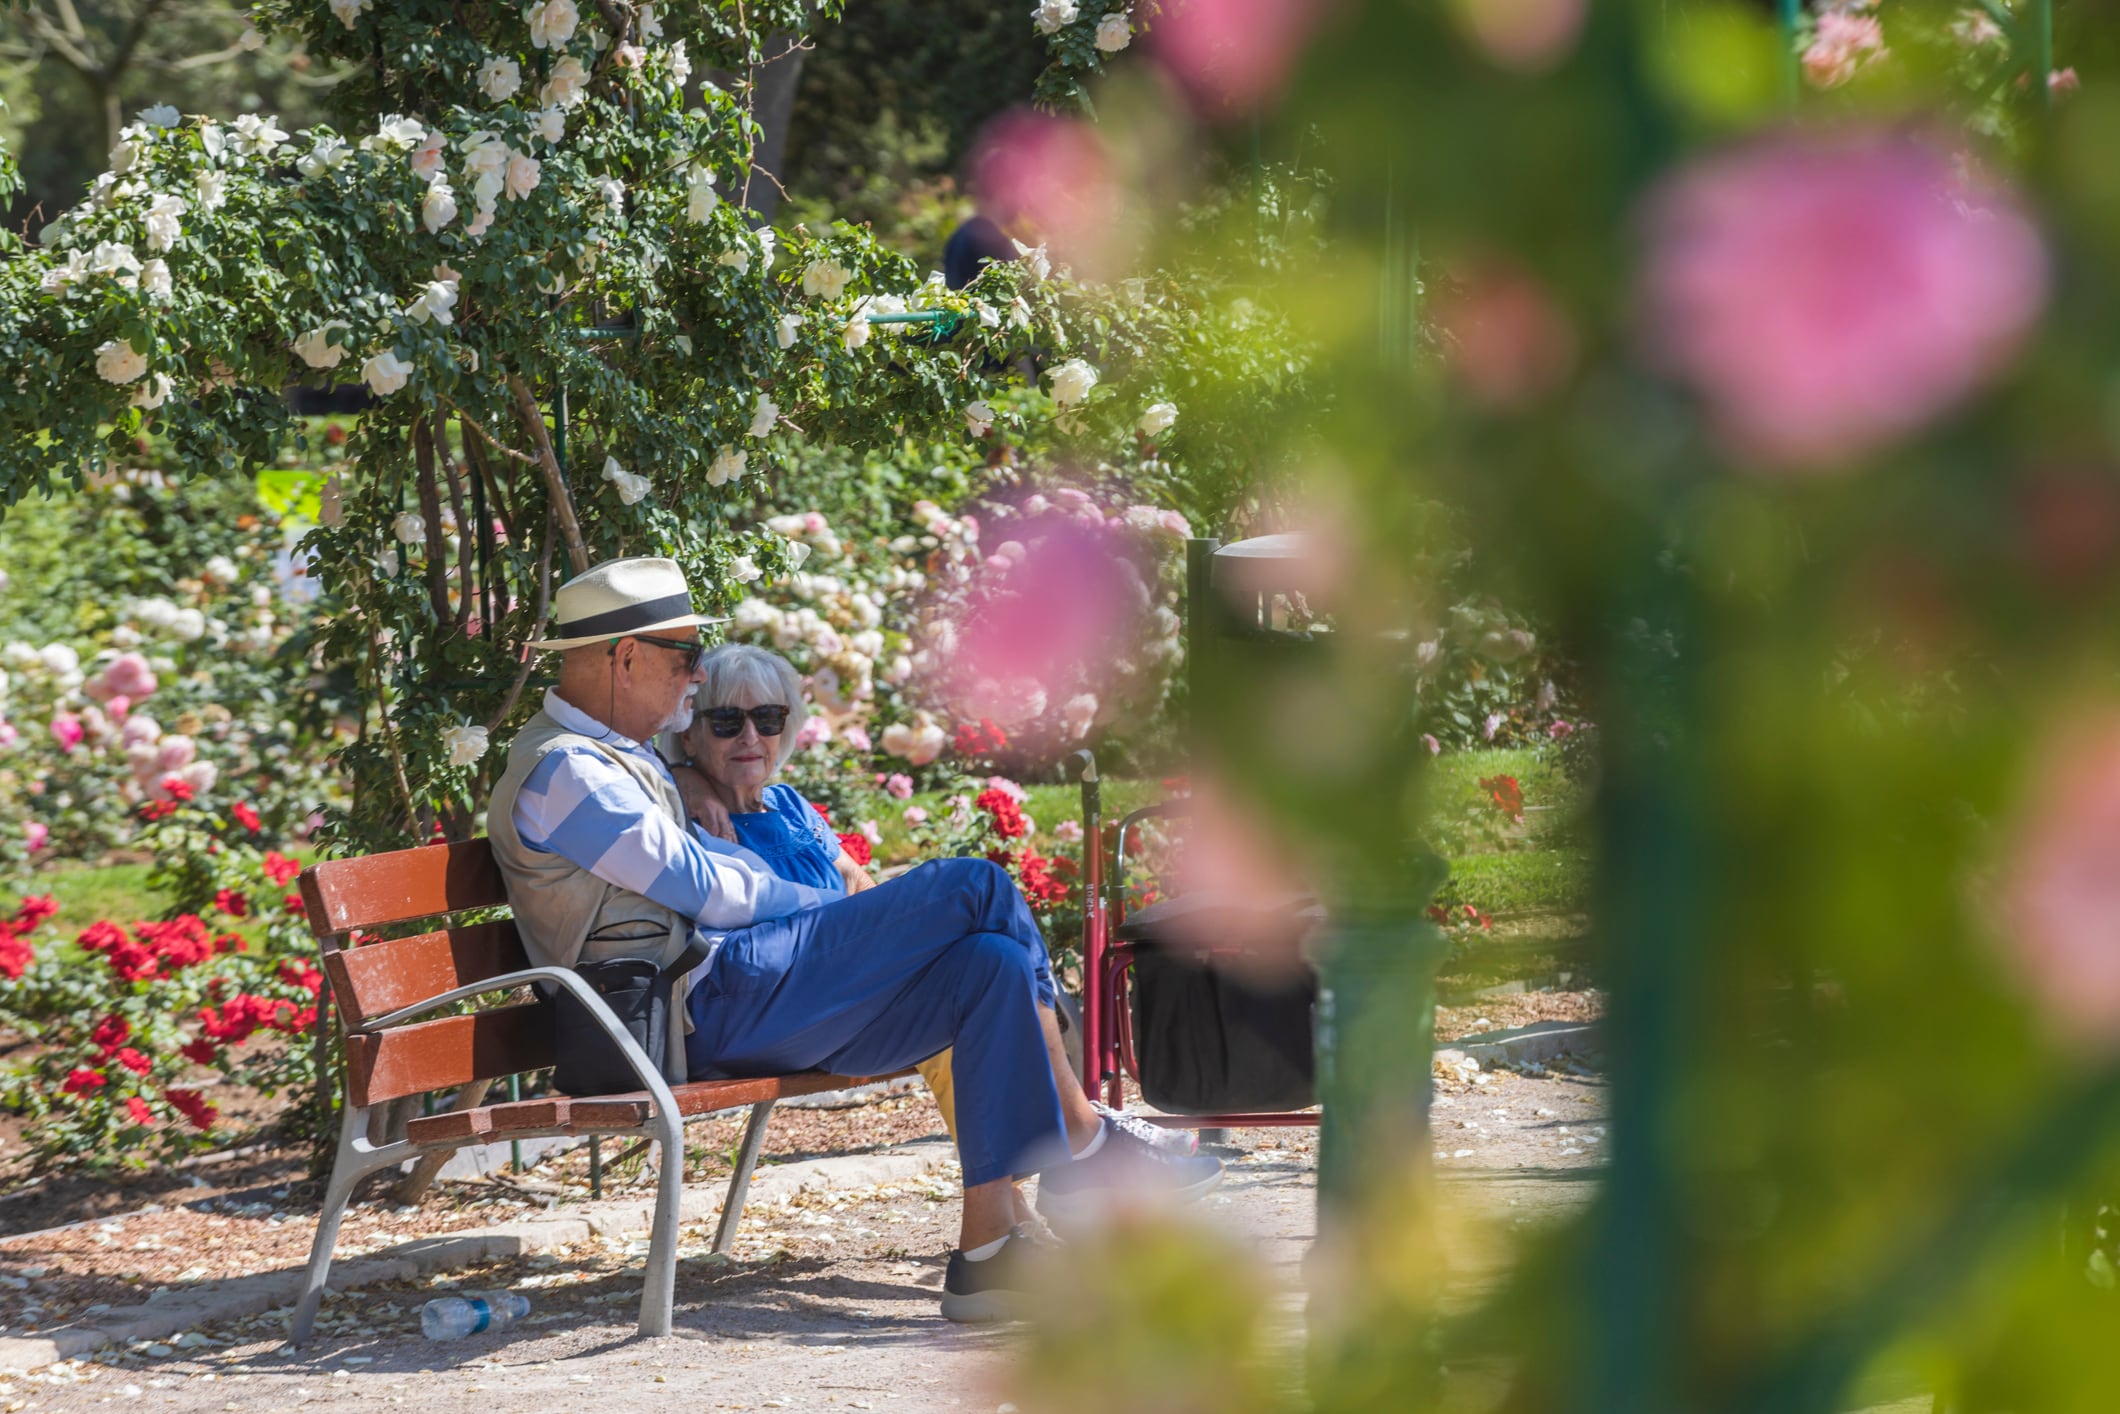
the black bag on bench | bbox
[551,941,706,1097]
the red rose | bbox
[277,961,323,997]
[61,1067,108,1095]
[262,851,301,887]
[90,1015,130,1054]
[164,1088,218,1131]
[836,831,873,867]
[283,892,306,916]
[113,1047,152,1076]
[230,802,261,833]
[76,920,128,954]
[213,889,250,919]
[124,1097,156,1126]
[160,775,196,803]
[0,938,31,981]
[138,800,178,822]
[179,1038,219,1066]
[10,896,57,931]
[811,801,834,826]
[975,788,1027,839]
[214,933,245,955]
[1479,774,1525,820]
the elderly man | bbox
[487,557,1221,1322]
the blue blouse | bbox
[728,783,847,896]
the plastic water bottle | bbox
[420,1290,530,1340]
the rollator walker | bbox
[1068,534,1325,1131]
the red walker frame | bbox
[1069,752,1320,1131]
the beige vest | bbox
[488,709,693,1076]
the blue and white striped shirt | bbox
[511,690,831,936]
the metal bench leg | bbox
[636,1103,687,1339]
[713,1100,777,1255]
[292,1105,397,1346]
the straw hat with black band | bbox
[528,557,728,652]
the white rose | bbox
[139,258,172,302]
[297,134,350,178]
[95,340,148,385]
[378,548,400,576]
[237,24,264,49]
[526,0,579,49]
[327,0,370,28]
[1048,358,1099,407]
[477,56,522,101]
[392,512,427,546]
[667,39,692,86]
[503,150,541,200]
[842,313,871,351]
[717,247,750,275]
[601,456,652,505]
[1032,0,1079,33]
[531,107,566,144]
[362,349,413,396]
[749,394,779,438]
[686,167,719,223]
[141,193,185,252]
[1138,400,1177,436]
[776,314,802,349]
[293,323,351,369]
[422,182,459,233]
[406,279,459,326]
[730,555,762,584]
[202,555,238,584]
[443,723,490,767]
[231,113,288,157]
[756,227,777,272]
[1011,238,1051,281]
[409,131,447,183]
[596,176,625,215]
[195,170,227,211]
[466,206,496,238]
[541,55,589,107]
[137,103,180,129]
[707,446,748,486]
[169,608,207,642]
[1095,11,1131,50]
[130,372,174,410]
[368,114,426,153]
[90,240,142,283]
[965,399,995,436]
[802,259,853,300]
[39,251,87,297]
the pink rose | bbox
[100,652,158,700]
[156,735,196,771]
[885,773,915,800]
[842,724,872,753]
[2002,717,2120,1050]
[49,713,83,753]
[1422,733,1442,756]
[23,821,47,853]
[0,722,16,749]
[903,805,929,826]
[793,715,832,750]
[1642,131,2047,470]
[1053,819,1084,844]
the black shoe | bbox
[1034,1118,1226,1227]
[940,1225,1037,1323]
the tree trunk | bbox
[743,34,809,223]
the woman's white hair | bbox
[689,643,809,771]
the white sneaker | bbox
[1092,1100,1198,1156]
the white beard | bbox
[657,700,696,737]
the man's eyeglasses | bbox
[699,705,791,738]
[623,634,707,673]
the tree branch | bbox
[433,411,474,630]
[506,374,591,576]
[482,504,558,734]
[411,420,456,627]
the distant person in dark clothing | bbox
[944,213,1018,290]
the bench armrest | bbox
[359,965,684,1126]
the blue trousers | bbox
[685,858,1067,1188]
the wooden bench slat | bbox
[299,842,508,938]
[323,921,529,1030]
[565,1071,910,1130]
[344,1005,556,1109]
[405,1097,570,1146]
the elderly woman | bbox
[666,644,967,1134]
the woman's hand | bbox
[839,853,878,894]
[670,764,737,843]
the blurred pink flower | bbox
[1053,819,1084,844]
[1436,260,1577,407]
[2050,67,2080,95]
[984,776,1029,803]
[1450,0,1588,73]
[1801,12,1887,89]
[1643,132,2047,470]
[793,715,832,750]
[0,722,15,749]
[24,821,47,853]
[156,735,196,771]
[968,109,1125,278]
[1149,0,1334,118]
[100,652,158,700]
[106,695,130,723]
[884,773,915,800]
[1548,719,1576,739]
[842,723,873,754]
[49,713,83,753]
[903,805,929,826]
[2002,717,2120,1050]
[1422,733,1442,756]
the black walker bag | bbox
[550,940,706,1097]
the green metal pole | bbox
[1778,0,1802,104]
[2031,0,2054,109]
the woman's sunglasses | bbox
[698,704,791,738]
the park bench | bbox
[291,838,910,1344]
